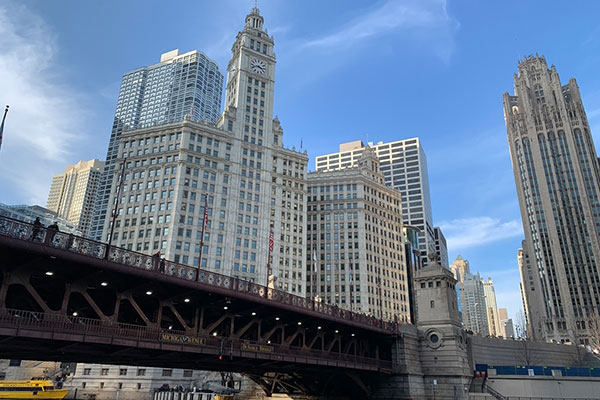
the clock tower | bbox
[223,6,277,147]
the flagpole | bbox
[197,196,208,281]
[378,273,383,321]
[313,249,319,302]
[266,229,273,287]
[108,160,126,247]
[349,269,353,313]
[0,105,9,151]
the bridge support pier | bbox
[371,326,425,399]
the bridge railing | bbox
[0,308,392,371]
[0,215,401,334]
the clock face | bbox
[251,58,266,75]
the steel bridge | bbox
[0,216,410,398]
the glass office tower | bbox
[90,50,224,241]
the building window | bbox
[83,368,91,376]
[430,300,435,308]
[8,360,21,367]
[183,370,193,378]
[119,368,127,376]
[101,368,109,376]
[162,369,173,377]
[118,383,123,389]
[100,382,105,389]
[137,383,142,390]
[137,369,146,376]
[82,382,86,388]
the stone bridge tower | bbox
[415,254,471,398]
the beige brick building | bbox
[307,147,410,322]
[102,7,307,294]
[47,159,104,237]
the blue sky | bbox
[1,0,600,321]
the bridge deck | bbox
[0,215,411,377]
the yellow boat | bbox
[0,380,69,399]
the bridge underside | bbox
[0,231,401,398]
[0,334,375,398]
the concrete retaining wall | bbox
[469,336,592,367]
[486,375,600,399]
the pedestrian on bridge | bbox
[46,221,59,244]
[31,217,41,241]
[153,251,161,271]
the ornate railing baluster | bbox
[0,215,400,334]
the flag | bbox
[269,230,274,255]
[0,105,8,151]
[376,278,382,291]
[203,197,209,232]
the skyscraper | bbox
[459,272,490,336]
[90,49,224,241]
[316,139,439,267]
[517,242,535,337]
[103,7,308,294]
[498,308,515,338]
[433,226,449,269]
[47,159,104,237]
[482,278,501,337]
[450,254,470,283]
[307,148,410,322]
[504,55,600,343]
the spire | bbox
[245,3,264,31]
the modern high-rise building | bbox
[103,7,308,294]
[316,139,437,267]
[498,308,515,339]
[46,159,104,237]
[306,148,411,322]
[90,49,225,241]
[504,55,600,343]
[433,226,449,269]
[459,272,490,336]
[482,278,501,337]
[404,225,422,323]
[517,242,535,337]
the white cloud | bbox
[439,216,524,251]
[301,0,458,60]
[0,2,91,205]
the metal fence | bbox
[0,215,401,334]
[476,364,600,378]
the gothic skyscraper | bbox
[504,55,600,342]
